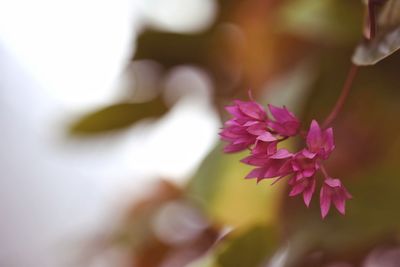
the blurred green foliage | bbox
[216,226,278,267]
[70,96,168,135]
[188,143,284,229]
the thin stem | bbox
[320,165,329,179]
[368,0,376,40]
[322,64,359,128]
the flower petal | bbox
[245,167,265,179]
[268,104,297,123]
[270,149,292,159]
[237,100,266,120]
[303,178,316,207]
[307,120,323,152]
[289,182,306,196]
[332,194,346,215]
[257,132,276,142]
[320,185,332,218]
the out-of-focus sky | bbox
[0,0,219,266]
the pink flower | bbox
[320,178,352,218]
[306,120,335,160]
[291,149,320,180]
[219,96,352,219]
[219,97,302,155]
[219,120,261,153]
[251,140,278,156]
[241,149,293,183]
[267,105,300,137]
[287,120,337,207]
[226,100,267,123]
[219,100,271,153]
[288,176,316,207]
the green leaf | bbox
[69,96,168,135]
[352,0,400,65]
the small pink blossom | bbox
[267,105,300,137]
[320,178,352,218]
[306,120,335,160]
[219,120,261,153]
[241,149,293,183]
[251,140,278,156]
[291,149,320,180]
[288,176,316,207]
[219,100,270,153]
[289,119,335,182]
[226,100,267,122]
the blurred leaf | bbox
[217,226,278,267]
[187,143,285,229]
[134,30,211,68]
[378,0,400,29]
[353,0,400,65]
[277,0,363,44]
[352,28,400,65]
[70,96,168,135]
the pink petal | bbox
[270,149,292,159]
[243,121,259,127]
[241,155,268,166]
[324,127,335,152]
[289,182,306,196]
[267,121,286,133]
[245,168,265,179]
[263,164,283,178]
[325,178,341,188]
[268,104,296,123]
[320,185,332,218]
[237,101,266,120]
[303,179,316,207]
[267,142,278,155]
[251,141,278,156]
[307,120,322,152]
[332,194,346,215]
[302,149,317,159]
[302,168,316,178]
[232,137,252,145]
[223,143,248,153]
[257,132,276,142]
[343,187,353,199]
[283,121,300,136]
[225,105,242,117]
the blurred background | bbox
[1,0,400,266]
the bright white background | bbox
[0,0,219,266]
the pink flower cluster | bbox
[220,98,351,218]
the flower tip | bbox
[320,205,330,218]
[247,90,254,100]
[303,195,312,207]
[309,119,321,132]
